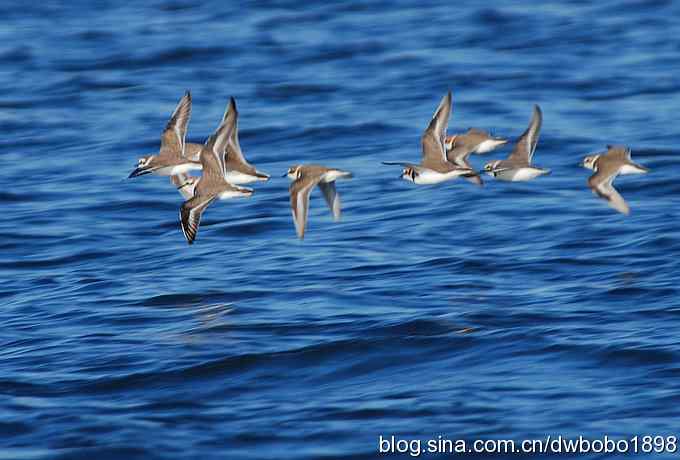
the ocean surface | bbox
[2,1,680,458]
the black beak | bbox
[128,166,151,178]
[281,172,289,178]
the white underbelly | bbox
[225,171,259,184]
[413,169,463,184]
[475,139,502,154]
[492,167,549,182]
[619,164,647,175]
[218,189,251,200]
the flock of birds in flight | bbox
[128,91,650,244]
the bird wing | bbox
[221,97,250,167]
[159,91,192,161]
[507,104,542,165]
[588,167,629,215]
[421,91,452,167]
[318,181,341,221]
[179,195,217,244]
[289,174,323,239]
[201,106,236,180]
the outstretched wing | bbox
[222,97,250,167]
[319,182,341,221]
[179,195,217,244]
[201,107,236,180]
[289,175,323,239]
[421,91,452,168]
[508,104,542,165]
[160,91,192,160]
[588,169,629,215]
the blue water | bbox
[2,1,680,458]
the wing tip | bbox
[229,96,238,119]
[179,207,196,244]
[295,221,305,240]
[612,201,631,216]
[178,91,192,114]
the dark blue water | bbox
[2,1,680,458]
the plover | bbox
[383,92,473,184]
[483,105,549,181]
[179,108,254,245]
[581,145,649,215]
[168,97,269,195]
[128,91,202,178]
[284,165,352,239]
[445,129,508,186]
